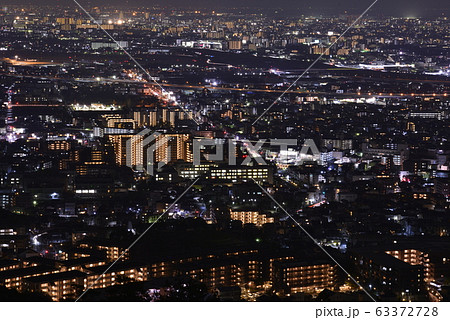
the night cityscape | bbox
[0,0,449,305]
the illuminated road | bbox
[2,58,62,66]
[1,72,449,98]
[159,83,449,97]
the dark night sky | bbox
[1,0,449,17]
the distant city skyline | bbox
[3,0,450,17]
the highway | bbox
[1,72,449,98]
